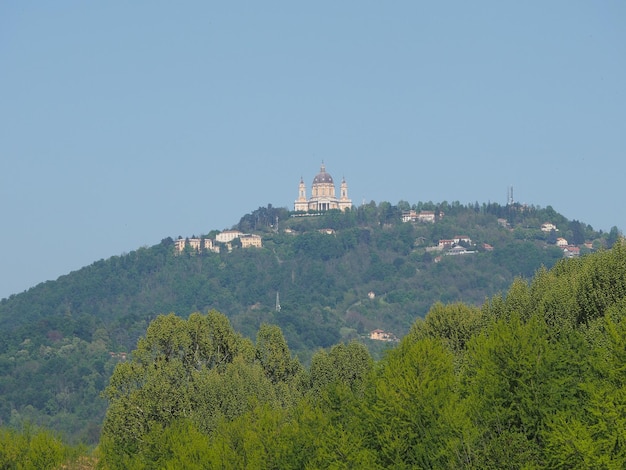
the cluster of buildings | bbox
[173,164,593,264]
[422,218,590,261]
[542,222,592,258]
[541,222,558,232]
[437,236,473,250]
[401,210,440,223]
[554,235,590,258]
[174,230,262,255]
[369,329,399,342]
[175,163,354,255]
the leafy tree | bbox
[188,356,278,434]
[547,228,558,245]
[100,310,256,465]
[607,226,621,249]
[544,308,626,468]
[0,425,86,469]
[461,313,591,468]
[309,341,373,394]
[237,204,290,233]
[139,419,212,470]
[363,338,468,468]
[407,302,484,355]
[569,220,586,245]
[256,324,294,382]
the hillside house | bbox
[369,329,398,342]
[446,245,475,256]
[541,223,558,232]
[563,246,580,258]
[402,210,417,223]
[453,235,472,245]
[402,210,437,223]
[204,238,220,253]
[174,238,186,253]
[174,237,220,254]
[556,237,569,247]
[216,230,244,243]
[188,238,201,251]
[438,239,455,250]
[240,234,263,248]
[174,237,203,254]
[418,210,437,223]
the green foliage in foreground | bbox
[91,242,626,468]
[0,424,89,469]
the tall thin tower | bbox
[275,291,281,312]
[507,186,514,205]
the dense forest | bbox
[2,237,626,468]
[0,200,620,451]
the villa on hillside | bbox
[188,238,201,251]
[438,239,455,250]
[204,238,218,252]
[173,238,186,252]
[402,210,439,223]
[453,235,472,245]
[541,223,558,232]
[369,329,398,342]
[240,234,263,248]
[216,230,244,243]
[401,211,415,222]
[563,245,580,258]
[174,237,220,254]
[174,230,262,254]
[433,235,476,254]
[446,245,476,256]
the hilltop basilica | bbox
[294,163,352,212]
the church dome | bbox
[312,164,334,185]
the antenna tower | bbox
[275,291,281,312]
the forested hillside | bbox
[0,200,618,444]
[3,238,624,469]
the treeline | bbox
[0,424,91,469]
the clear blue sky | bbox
[1,2,624,299]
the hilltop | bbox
[0,200,620,442]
